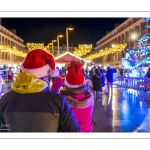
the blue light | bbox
[144,17,150,21]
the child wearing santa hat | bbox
[61,61,94,132]
[0,49,80,132]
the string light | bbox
[26,43,52,54]
[129,17,150,69]
[84,43,127,60]
[0,44,27,57]
[73,44,92,57]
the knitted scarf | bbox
[61,84,94,108]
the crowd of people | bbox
[0,48,124,132]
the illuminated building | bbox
[0,18,26,67]
[94,18,149,67]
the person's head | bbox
[99,68,103,73]
[21,49,59,78]
[95,68,100,75]
[64,61,85,88]
[107,66,110,70]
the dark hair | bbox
[60,72,66,77]
[99,68,103,73]
[95,68,99,74]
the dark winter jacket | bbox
[106,68,113,82]
[0,72,80,132]
[91,73,102,92]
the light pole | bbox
[51,40,57,55]
[48,43,52,52]
[66,28,74,52]
[57,35,63,56]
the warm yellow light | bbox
[55,51,88,63]
[66,28,74,31]
[131,34,137,39]
[73,44,92,57]
[58,35,63,38]
[0,44,27,57]
[26,43,53,54]
[84,43,127,60]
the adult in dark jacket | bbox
[91,68,102,102]
[0,49,80,132]
[106,66,113,94]
[99,68,105,87]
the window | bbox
[135,26,140,33]
[122,34,124,40]
[2,37,4,44]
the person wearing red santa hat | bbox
[61,61,94,132]
[0,49,80,132]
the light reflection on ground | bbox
[92,85,150,132]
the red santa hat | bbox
[21,49,59,78]
[64,61,85,88]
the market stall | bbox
[55,52,86,68]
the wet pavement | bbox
[1,83,150,132]
[92,85,150,132]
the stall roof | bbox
[55,52,86,63]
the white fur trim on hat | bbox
[64,77,85,88]
[21,62,50,78]
[49,69,59,78]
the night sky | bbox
[1,18,127,47]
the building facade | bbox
[94,18,149,67]
[0,19,25,68]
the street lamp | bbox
[131,34,137,40]
[57,35,63,56]
[51,40,57,55]
[66,28,74,52]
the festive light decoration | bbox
[137,18,150,46]
[0,44,27,57]
[144,17,150,21]
[73,44,92,57]
[137,33,150,46]
[128,17,150,69]
[0,42,53,58]
[145,25,150,28]
[26,43,51,54]
[84,43,127,60]
[55,51,88,63]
